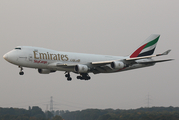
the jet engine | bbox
[74,64,89,73]
[38,69,56,74]
[110,61,125,70]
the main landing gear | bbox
[77,73,91,80]
[19,66,24,75]
[65,72,72,81]
[65,72,91,81]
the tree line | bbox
[61,106,179,120]
[0,106,63,120]
[1,106,179,120]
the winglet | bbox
[157,49,171,56]
[162,49,171,55]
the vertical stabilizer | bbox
[129,34,160,58]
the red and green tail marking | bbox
[130,35,160,58]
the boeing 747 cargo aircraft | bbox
[3,34,173,81]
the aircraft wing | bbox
[92,50,172,66]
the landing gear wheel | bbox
[67,77,72,81]
[19,66,24,75]
[65,72,72,81]
[77,76,82,79]
[77,74,91,80]
[19,71,24,75]
[65,74,70,78]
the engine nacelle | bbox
[38,69,56,74]
[74,64,89,73]
[111,61,125,70]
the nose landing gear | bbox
[19,66,24,75]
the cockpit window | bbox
[15,47,21,50]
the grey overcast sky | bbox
[0,0,178,111]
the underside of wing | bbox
[92,66,112,74]
[48,62,76,68]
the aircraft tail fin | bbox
[129,34,160,58]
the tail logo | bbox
[130,35,160,58]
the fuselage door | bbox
[28,54,33,62]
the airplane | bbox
[3,34,173,81]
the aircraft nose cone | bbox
[3,53,8,61]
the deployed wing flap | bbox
[91,60,113,66]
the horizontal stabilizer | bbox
[157,49,171,56]
[136,59,174,64]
